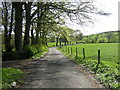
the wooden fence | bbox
[62,46,101,73]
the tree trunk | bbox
[76,36,78,44]
[2,2,10,51]
[59,38,61,46]
[64,37,67,45]
[4,2,8,50]
[7,3,14,51]
[56,37,59,46]
[23,2,32,46]
[45,35,48,46]
[35,2,40,44]
[31,23,35,44]
[35,29,39,44]
[14,2,23,52]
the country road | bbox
[21,47,101,88]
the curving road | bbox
[21,47,95,88]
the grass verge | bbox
[31,48,48,59]
[2,68,23,89]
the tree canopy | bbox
[1,1,110,59]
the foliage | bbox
[47,25,76,43]
[31,49,48,59]
[58,43,119,88]
[2,68,23,89]
[23,44,48,58]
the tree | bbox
[2,2,9,51]
[8,3,14,50]
[23,2,32,46]
[2,2,14,51]
[79,33,83,40]
[31,23,35,44]
[107,32,113,43]
[14,2,23,52]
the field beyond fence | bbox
[58,43,119,88]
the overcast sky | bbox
[66,0,119,35]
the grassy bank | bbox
[2,68,23,89]
[58,43,119,88]
[2,44,49,89]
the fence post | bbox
[68,47,69,54]
[95,50,100,74]
[76,48,78,57]
[83,48,85,59]
[66,47,67,52]
[71,47,72,55]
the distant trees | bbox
[74,30,83,44]
[107,32,113,43]
[94,34,99,43]
[47,25,75,46]
[81,31,119,43]
[79,33,83,40]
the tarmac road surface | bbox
[21,47,95,88]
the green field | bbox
[59,43,119,88]
[47,42,65,47]
[47,42,56,47]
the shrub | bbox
[23,45,38,58]
[2,51,27,60]
[23,44,47,58]
[2,44,48,61]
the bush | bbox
[23,45,38,58]
[2,44,48,61]
[23,44,47,58]
[2,51,27,60]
